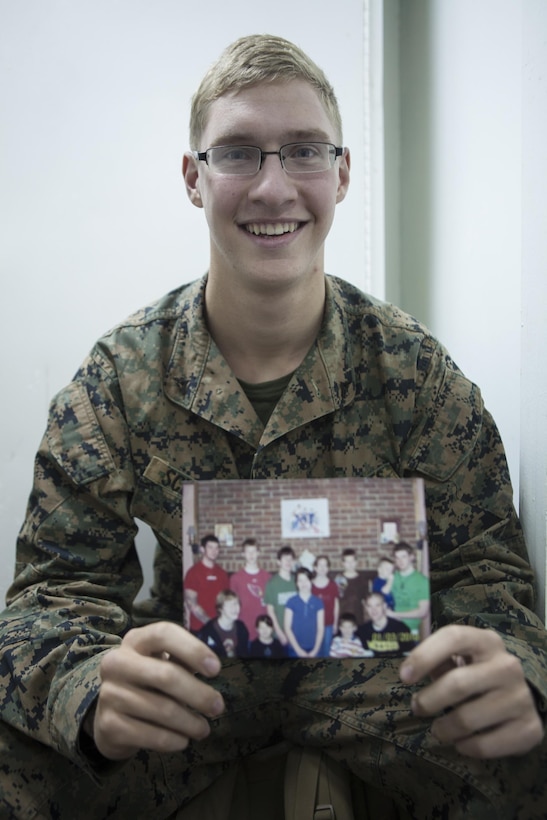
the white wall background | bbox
[520,0,547,622]
[391,0,522,495]
[1,1,545,618]
[384,0,547,619]
[0,0,370,606]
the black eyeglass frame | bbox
[192,142,344,176]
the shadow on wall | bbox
[397,0,434,328]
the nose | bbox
[247,153,298,205]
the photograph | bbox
[182,477,430,659]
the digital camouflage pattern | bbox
[1,275,546,818]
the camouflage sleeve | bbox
[402,338,547,707]
[0,349,142,771]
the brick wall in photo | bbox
[193,477,425,574]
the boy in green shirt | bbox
[391,543,430,638]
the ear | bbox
[335,147,351,204]
[182,151,203,208]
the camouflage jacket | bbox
[1,275,545,772]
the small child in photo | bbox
[372,557,395,610]
[249,614,286,658]
[329,613,372,658]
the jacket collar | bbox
[164,275,356,448]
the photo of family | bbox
[182,477,430,660]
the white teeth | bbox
[245,222,299,236]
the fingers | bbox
[429,683,542,758]
[454,715,543,758]
[94,679,214,759]
[123,621,221,678]
[113,623,225,719]
[100,645,224,719]
[400,624,504,686]
[408,640,521,716]
[399,625,544,758]
[94,622,225,760]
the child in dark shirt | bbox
[197,590,250,658]
[249,614,286,658]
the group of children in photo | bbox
[184,535,430,660]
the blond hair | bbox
[189,34,343,149]
[215,589,239,614]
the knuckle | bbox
[169,729,192,751]
[183,679,210,712]
[522,723,543,753]
[531,719,545,747]
[449,668,470,701]
[99,650,120,680]
[96,706,124,740]
[152,722,193,752]
[452,708,476,736]
[154,660,177,689]
[158,695,183,726]
[457,734,490,759]
[152,620,176,644]
[97,678,115,705]
[497,650,522,680]
[482,627,503,647]
[198,688,219,714]
[122,627,141,647]
[491,630,504,649]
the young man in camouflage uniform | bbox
[0,34,546,819]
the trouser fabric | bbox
[0,657,545,819]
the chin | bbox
[246,263,322,290]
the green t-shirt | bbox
[239,372,293,427]
[264,574,297,636]
[392,570,429,635]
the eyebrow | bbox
[207,128,335,146]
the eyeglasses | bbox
[193,142,344,176]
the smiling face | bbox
[394,549,414,574]
[340,619,357,640]
[183,79,350,294]
[342,553,357,574]
[279,551,295,574]
[365,594,387,625]
[377,559,394,580]
[202,539,219,565]
[243,544,258,567]
[296,570,312,595]
[221,595,241,622]
[257,619,274,642]
[315,557,330,577]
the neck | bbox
[204,272,326,383]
